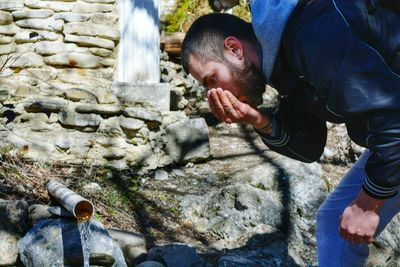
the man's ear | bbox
[224,36,244,60]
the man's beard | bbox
[229,58,266,107]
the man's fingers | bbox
[216,88,238,121]
[208,89,225,120]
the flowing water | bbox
[78,219,91,267]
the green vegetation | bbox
[162,0,251,33]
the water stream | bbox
[78,219,91,267]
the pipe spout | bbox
[47,180,94,221]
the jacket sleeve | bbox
[363,111,400,198]
[255,97,327,163]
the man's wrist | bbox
[253,114,272,135]
[355,189,385,212]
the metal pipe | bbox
[47,180,94,221]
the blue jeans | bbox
[316,149,400,266]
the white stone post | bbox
[115,0,169,111]
[117,0,160,83]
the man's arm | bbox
[207,87,327,163]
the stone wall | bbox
[0,0,209,170]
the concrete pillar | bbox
[115,0,170,111]
[117,0,160,83]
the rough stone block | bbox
[1,52,44,68]
[64,34,115,50]
[45,52,102,68]
[0,199,29,266]
[59,109,102,129]
[89,47,112,57]
[0,35,13,44]
[0,11,13,25]
[112,82,170,112]
[15,30,59,43]
[0,1,24,11]
[75,103,122,115]
[0,43,15,55]
[53,12,89,22]
[15,18,64,32]
[34,41,65,55]
[25,0,73,12]
[24,96,68,113]
[0,24,20,36]
[123,107,162,124]
[12,9,54,19]
[64,22,119,40]
[72,2,114,13]
[165,118,210,163]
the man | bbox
[181,0,400,266]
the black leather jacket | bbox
[257,0,400,199]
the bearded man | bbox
[180,0,400,266]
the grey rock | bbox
[75,103,122,115]
[28,203,50,219]
[24,96,68,113]
[181,184,283,244]
[34,41,65,55]
[15,18,64,31]
[45,52,103,68]
[0,23,20,36]
[165,118,210,164]
[0,2,24,11]
[119,117,145,137]
[113,82,171,112]
[1,52,44,68]
[89,47,113,57]
[218,242,302,267]
[25,0,73,12]
[0,43,15,55]
[155,169,169,181]
[64,22,119,40]
[64,88,97,102]
[59,109,102,130]
[72,2,115,13]
[15,30,59,43]
[0,35,13,44]
[0,199,30,266]
[12,9,54,19]
[102,147,126,160]
[83,182,102,194]
[106,159,129,170]
[64,33,115,50]
[108,229,147,266]
[18,219,127,267]
[124,107,162,123]
[0,11,13,25]
[147,244,204,267]
[53,12,89,22]
[89,12,118,25]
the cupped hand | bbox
[207,88,267,128]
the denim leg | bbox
[316,149,400,266]
[316,150,370,267]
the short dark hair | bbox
[181,13,257,74]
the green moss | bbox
[164,0,201,32]
[163,0,251,33]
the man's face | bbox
[188,54,266,106]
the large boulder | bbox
[0,199,30,266]
[18,218,127,267]
[165,118,210,164]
